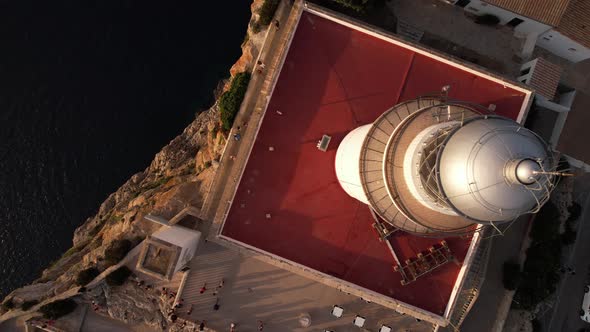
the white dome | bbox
[335,124,371,204]
[438,117,552,222]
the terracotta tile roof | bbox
[556,0,590,48]
[529,58,562,100]
[484,0,571,26]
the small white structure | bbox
[353,315,366,327]
[331,305,344,318]
[447,0,590,62]
[379,325,392,332]
[136,225,201,280]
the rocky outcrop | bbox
[88,282,168,331]
[0,0,266,327]
[229,0,267,78]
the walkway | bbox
[177,241,432,332]
[200,0,298,229]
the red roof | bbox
[221,11,528,315]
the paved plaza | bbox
[177,241,433,332]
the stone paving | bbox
[177,241,432,332]
[389,0,524,76]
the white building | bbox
[136,225,201,280]
[448,0,590,62]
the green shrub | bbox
[106,266,132,286]
[568,202,582,221]
[529,202,559,243]
[76,267,100,286]
[514,240,561,309]
[1,298,14,311]
[220,72,251,132]
[475,14,500,26]
[258,0,280,27]
[88,222,104,237]
[331,0,371,12]
[130,236,145,247]
[561,223,577,245]
[557,156,571,173]
[514,202,563,310]
[140,176,171,192]
[104,239,133,266]
[62,246,80,259]
[250,20,262,34]
[502,261,521,290]
[21,300,39,311]
[39,298,77,319]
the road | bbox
[543,173,590,332]
[461,217,530,332]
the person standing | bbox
[213,298,220,311]
[258,320,264,331]
[200,283,207,294]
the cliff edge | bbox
[0,0,267,327]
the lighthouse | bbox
[335,96,556,237]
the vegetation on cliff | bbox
[76,268,100,286]
[39,298,77,319]
[258,0,280,26]
[0,0,268,328]
[220,72,252,131]
[21,300,39,311]
[104,239,133,267]
[331,0,371,11]
[514,202,562,309]
[106,266,132,286]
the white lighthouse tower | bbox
[335,95,557,236]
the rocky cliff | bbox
[1,0,267,326]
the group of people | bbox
[198,279,224,297]
[157,277,269,331]
[255,19,281,74]
[136,278,154,292]
[91,300,100,312]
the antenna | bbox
[532,170,574,177]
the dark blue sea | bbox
[0,1,251,298]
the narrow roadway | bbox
[461,218,529,332]
[201,0,299,230]
[545,173,590,332]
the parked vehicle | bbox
[581,285,590,323]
